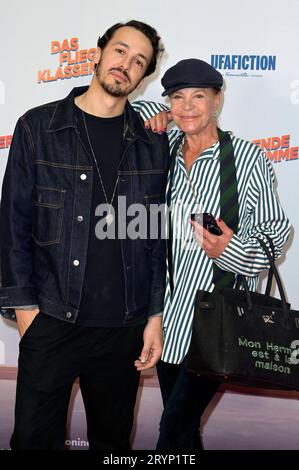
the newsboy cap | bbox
[161,58,223,96]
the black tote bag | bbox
[186,237,299,390]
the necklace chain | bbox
[179,142,199,204]
[185,172,198,203]
[82,110,122,224]
[182,137,218,204]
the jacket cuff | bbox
[147,289,164,317]
[7,305,39,310]
[148,311,163,318]
[0,286,38,310]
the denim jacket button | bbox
[66,311,72,319]
[80,174,87,180]
[77,215,83,222]
[73,259,80,266]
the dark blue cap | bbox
[161,58,223,96]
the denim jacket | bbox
[0,86,170,324]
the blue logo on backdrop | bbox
[211,54,276,78]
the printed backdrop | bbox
[0,0,298,449]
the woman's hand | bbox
[190,218,233,258]
[145,111,172,134]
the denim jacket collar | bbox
[47,86,152,145]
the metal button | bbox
[73,259,80,266]
[80,174,87,180]
[66,311,72,319]
[77,215,83,222]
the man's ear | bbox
[93,47,102,66]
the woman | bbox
[134,58,291,450]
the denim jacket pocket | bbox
[33,186,66,246]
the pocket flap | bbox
[34,186,65,207]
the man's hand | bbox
[190,218,233,258]
[134,316,163,371]
[145,111,172,134]
[15,308,40,337]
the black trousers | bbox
[10,313,144,450]
[156,361,220,450]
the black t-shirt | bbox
[75,105,126,326]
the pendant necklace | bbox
[82,110,124,226]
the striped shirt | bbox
[133,101,291,364]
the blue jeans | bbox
[156,361,220,450]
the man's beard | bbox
[100,79,128,97]
[96,61,134,97]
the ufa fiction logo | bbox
[37,38,96,83]
[210,54,276,78]
[211,54,276,71]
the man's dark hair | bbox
[96,20,164,77]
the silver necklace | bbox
[180,144,199,204]
[183,137,218,203]
[82,110,122,226]
[185,172,198,203]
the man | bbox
[0,20,170,450]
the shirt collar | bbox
[176,137,221,170]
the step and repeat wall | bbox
[0,0,298,449]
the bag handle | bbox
[237,274,253,312]
[253,236,288,309]
[236,234,275,296]
[263,234,275,296]
[254,237,291,328]
[235,235,289,326]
